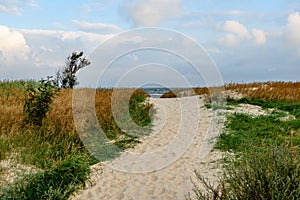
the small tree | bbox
[23,76,59,126]
[56,51,91,88]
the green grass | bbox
[190,99,300,200]
[0,154,91,200]
[216,98,300,153]
[129,93,153,127]
[215,113,300,152]
[0,125,95,199]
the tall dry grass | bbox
[225,81,300,102]
[0,82,152,150]
[0,82,25,134]
[161,82,300,102]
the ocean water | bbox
[141,88,171,98]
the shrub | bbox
[23,77,59,126]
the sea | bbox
[141,88,172,98]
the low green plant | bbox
[0,138,10,161]
[204,104,212,109]
[189,146,300,200]
[0,154,91,200]
[129,92,153,127]
[0,124,95,199]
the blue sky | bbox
[0,0,300,87]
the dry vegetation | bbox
[225,81,300,102]
[0,85,151,146]
[161,81,300,102]
[0,83,25,135]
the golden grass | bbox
[47,89,75,134]
[0,87,24,134]
[0,84,151,146]
[161,81,300,102]
[225,81,300,102]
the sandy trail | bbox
[70,96,224,200]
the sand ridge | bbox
[70,96,224,200]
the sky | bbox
[0,0,300,87]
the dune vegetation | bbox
[1,80,300,199]
[186,81,300,200]
[0,80,152,199]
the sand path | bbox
[70,96,224,200]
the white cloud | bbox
[0,0,36,15]
[223,20,251,39]
[19,29,114,44]
[19,29,114,68]
[219,20,267,46]
[0,27,116,80]
[252,29,266,45]
[0,25,30,65]
[122,0,183,26]
[285,12,300,54]
[72,20,122,33]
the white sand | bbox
[0,153,42,187]
[70,96,225,200]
